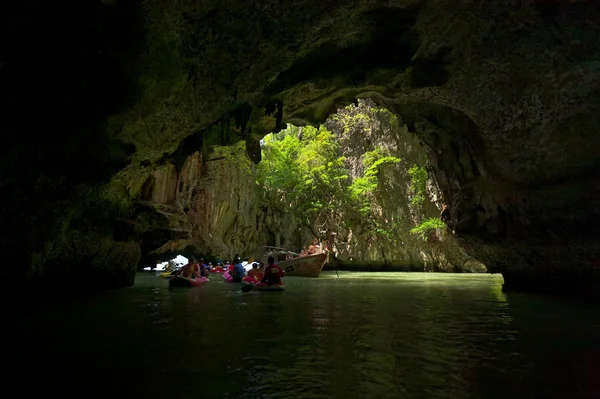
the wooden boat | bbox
[275,252,327,277]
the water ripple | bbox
[7,273,600,398]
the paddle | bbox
[241,266,294,293]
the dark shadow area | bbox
[265,6,423,94]
[410,47,451,87]
[0,1,145,284]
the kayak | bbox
[159,272,172,279]
[253,283,285,291]
[169,276,209,287]
[241,276,260,285]
[223,271,246,283]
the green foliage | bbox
[258,125,348,226]
[349,148,400,239]
[260,101,437,246]
[259,122,402,241]
[410,217,446,240]
[350,148,400,215]
[408,164,428,208]
[331,104,374,136]
[329,100,396,139]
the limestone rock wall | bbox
[135,144,265,263]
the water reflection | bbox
[6,273,600,398]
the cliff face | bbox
[258,101,487,272]
[134,101,485,273]
[3,0,599,295]
[132,143,265,264]
[326,101,486,272]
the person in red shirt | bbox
[260,256,285,286]
[247,263,259,278]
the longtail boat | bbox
[262,247,328,277]
[279,252,327,277]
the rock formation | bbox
[134,100,487,273]
[2,0,599,296]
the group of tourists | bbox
[228,256,284,286]
[286,239,323,259]
[169,257,210,279]
[170,255,285,286]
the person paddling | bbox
[232,257,245,283]
[198,258,209,277]
[260,256,285,286]
[246,263,260,283]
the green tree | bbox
[407,165,447,240]
[258,125,348,234]
[348,148,400,239]
[408,164,427,209]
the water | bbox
[7,272,600,398]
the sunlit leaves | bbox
[408,164,427,208]
[257,125,348,227]
[410,217,446,240]
[350,148,400,215]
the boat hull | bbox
[278,253,327,277]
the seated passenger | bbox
[164,260,174,272]
[256,262,265,281]
[260,256,285,286]
[181,258,197,278]
[232,257,245,283]
[247,263,260,279]
[308,240,321,254]
[198,258,209,277]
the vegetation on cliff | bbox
[258,100,456,267]
[257,125,348,235]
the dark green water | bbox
[8,272,600,398]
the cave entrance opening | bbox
[256,98,486,272]
[142,254,189,271]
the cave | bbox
[2,0,600,298]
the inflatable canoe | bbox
[169,276,209,287]
[241,276,260,285]
[223,271,242,282]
